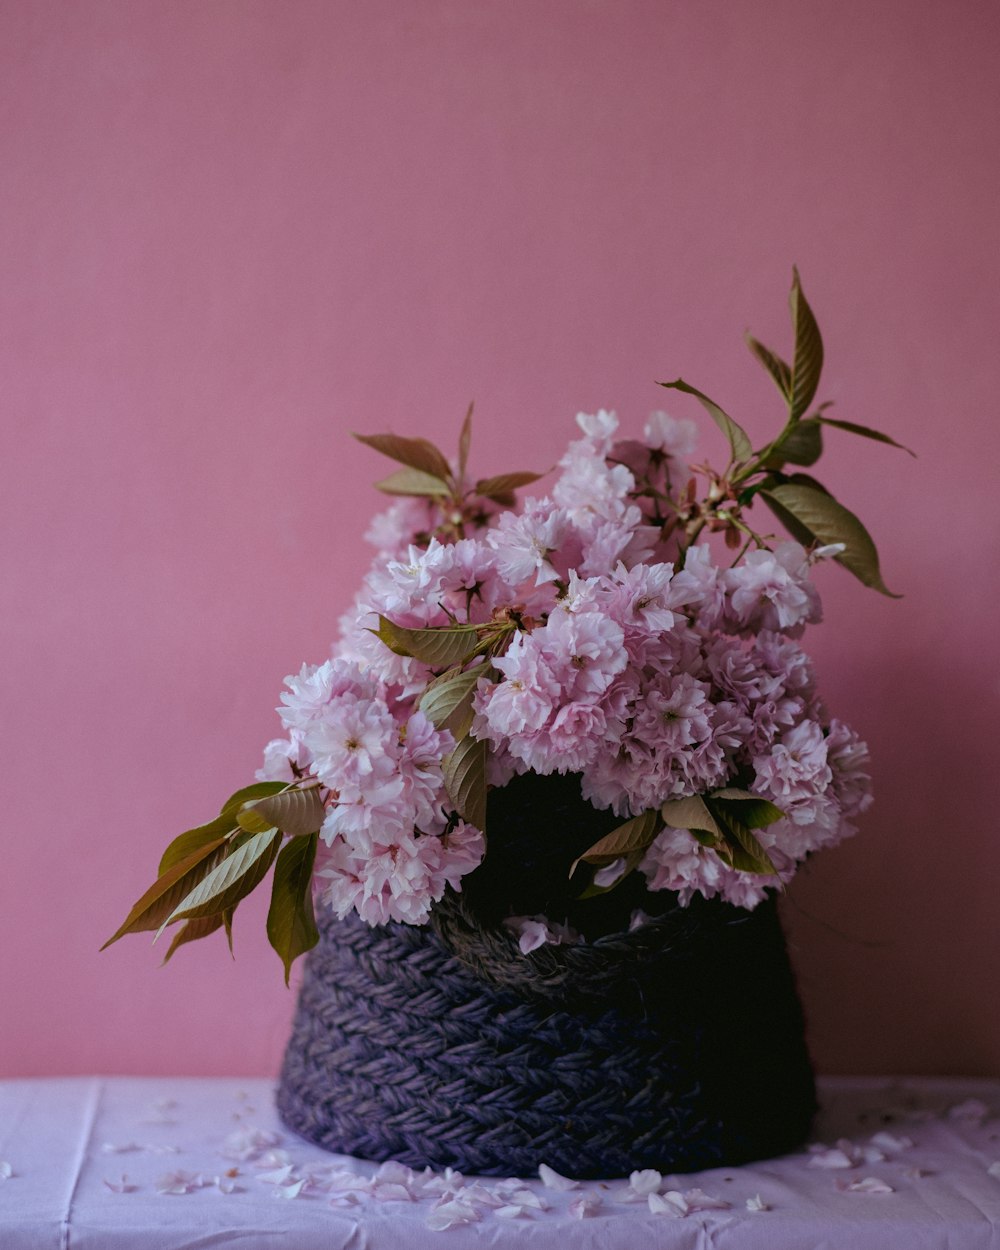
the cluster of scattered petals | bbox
[260,410,873,925]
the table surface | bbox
[3,1075,1000,1248]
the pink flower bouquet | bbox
[107,270,906,981]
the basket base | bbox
[277,904,816,1178]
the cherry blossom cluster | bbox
[259,410,872,925]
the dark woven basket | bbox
[277,774,817,1178]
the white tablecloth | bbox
[3,1076,1000,1248]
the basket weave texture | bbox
[276,886,817,1178]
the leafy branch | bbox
[567,787,787,900]
[103,779,327,979]
[354,405,547,541]
[656,268,912,595]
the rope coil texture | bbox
[277,889,816,1178]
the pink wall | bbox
[2,0,998,1079]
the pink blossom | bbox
[668,544,726,629]
[277,659,379,738]
[305,695,401,797]
[475,637,559,743]
[256,738,301,783]
[753,720,832,801]
[574,408,619,450]
[317,823,483,927]
[601,562,677,636]
[826,719,874,820]
[554,439,635,520]
[641,827,726,905]
[364,497,436,556]
[534,608,627,700]
[543,701,607,773]
[643,410,698,458]
[363,538,460,624]
[487,501,574,586]
[723,542,822,635]
[633,672,714,755]
[395,713,453,836]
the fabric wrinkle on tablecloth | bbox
[2,1076,1000,1248]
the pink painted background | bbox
[2,0,998,1079]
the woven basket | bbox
[276,774,817,1178]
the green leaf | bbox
[474,470,545,501]
[240,787,325,837]
[267,832,320,986]
[706,798,778,875]
[374,616,483,668]
[164,829,282,927]
[817,416,916,457]
[765,418,823,468]
[217,782,289,821]
[374,467,452,497]
[102,838,229,949]
[789,267,824,420]
[158,816,238,876]
[458,402,474,483]
[571,808,661,875]
[656,378,754,463]
[235,805,276,834]
[161,913,224,965]
[760,481,900,597]
[442,735,487,831]
[660,794,721,839]
[353,432,453,483]
[418,664,486,737]
[745,334,792,400]
[709,789,786,829]
[156,783,288,874]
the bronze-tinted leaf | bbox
[442,735,487,831]
[102,838,229,949]
[375,616,483,668]
[266,832,320,986]
[161,913,224,965]
[418,664,486,737]
[817,416,916,457]
[458,402,474,482]
[474,470,545,500]
[745,333,792,400]
[573,808,661,872]
[164,829,281,927]
[660,794,721,839]
[707,799,778,876]
[710,789,786,829]
[157,815,240,876]
[157,782,287,875]
[656,378,754,463]
[374,467,451,497]
[788,267,824,420]
[765,418,823,468]
[219,782,289,822]
[241,786,325,837]
[761,482,900,596]
[353,432,453,483]
[235,804,276,834]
